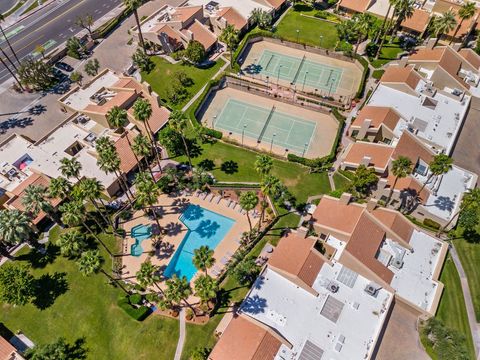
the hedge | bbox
[92,8,130,39]
[117,296,151,321]
[185,79,221,126]
[423,218,441,230]
[354,54,370,100]
[129,293,142,305]
[202,127,222,139]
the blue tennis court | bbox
[256,49,343,93]
[214,98,316,153]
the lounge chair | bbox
[194,191,201,197]
[226,199,233,207]
[201,192,208,200]
[220,256,229,265]
[231,202,237,210]
[215,196,222,204]
[206,193,214,202]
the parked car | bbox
[54,61,73,72]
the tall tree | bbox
[194,274,217,305]
[432,11,458,46]
[165,275,195,315]
[106,106,128,131]
[376,0,410,58]
[124,0,146,51]
[22,185,59,225]
[439,188,480,234]
[387,156,412,206]
[49,177,72,201]
[77,249,129,294]
[390,0,415,39]
[451,1,476,45]
[220,24,239,69]
[419,154,453,193]
[0,209,32,256]
[251,8,272,30]
[254,155,273,178]
[132,133,154,178]
[84,58,100,76]
[59,157,82,182]
[17,58,54,90]
[353,13,376,55]
[0,14,20,64]
[75,14,94,36]
[56,230,87,259]
[349,165,379,198]
[169,110,192,169]
[239,191,259,231]
[0,51,23,90]
[26,337,87,360]
[0,263,35,306]
[134,171,161,231]
[79,178,114,229]
[259,175,281,229]
[136,260,164,294]
[192,246,215,275]
[133,98,162,172]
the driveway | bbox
[452,100,480,179]
[375,301,429,360]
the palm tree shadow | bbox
[15,244,59,269]
[33,272,69,310]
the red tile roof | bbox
[381,65,422,90]
[338,0,372,13]
[0,336,17,360]
[392,131,435,164]
[401,9,431,33]
[183,20,217,50]
[114,131,142,174]
[312,196,364,234]
[372,208,414,244]
[209,315,282,360]
[216,7,248,30]
[351,106,401,131]
[343,142,395,171]
[459,48,480,70]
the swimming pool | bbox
[130,224,152,257]
[164,204,235,281]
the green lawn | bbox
[372,69,385,80]
[369,38,404,68]
[141,57,225,109]
[275,8,339,49]
[0,230,179,360]
[421,253,475,359]
[175,141,331,203]
[333,172,351,191]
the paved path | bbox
[181,56,230,112]
[174,308,186,360]
[450,244,480,359]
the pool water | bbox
[164,204,235,281]
[130,224,152,257]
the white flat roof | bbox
[369,84,470,154]
[187,0,271,19]
[384,230,443,312]
[367,0,391,17]
[140,5,176,33]
[241,264,393,360]
[414,165,477,221]
[61,71,119,111]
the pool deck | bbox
[120,192,255,291]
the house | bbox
[135,5,218,54]
[311,194,447,316]
[431,0,480,43]
[400,8,431,37]
[349,105,404,143]
[0,335,25,360]
[340,142,395,174]
[337,0,373,15]
[188,0,287,20]
[208,6,249,35]
[59,69,170,136]
[209,230,394,360]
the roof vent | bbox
[364,282,381,297]
[391,258,404,269]
[327,281,339,293]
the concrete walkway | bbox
[449,244,480,359]
[174,308,186,360]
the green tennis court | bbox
[256,49,343,93]
[213,98,316,154]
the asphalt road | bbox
[0,0,122,83]
[0,0,18,14]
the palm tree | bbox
[0,210,31,256]
[136,260,164,294]
[106,106,128,131]
[165,274,195,315]
[353,13,375,55]
[56,230,87,258]
[96,136,134,204]
[259,175,281,230]
[375,0,395,43]
[22,185,60,225]
[0,53,23,90]
[386,156,412,206]
[451,2,476,45]
[220,24,239,69]
[169,110,192,169]
[432,11,458,46]
[0,14,20,65]
[77,249,129,294]
[49,177,72,200]
[251,8,272,30]
[376,0,412,58]
[134,171,161,231]
[132,134,154,178]
[59,157,82,182]
[239,191,259,231]
[254,155,273,178]
[192,246,215,275]
[391,0,415,40]
[418,154,453,193]
[194,274,217,305]
[438,188,480,235]
[60,200,113,257]
[79,178,114,229]
[124,0,145,51]
[133,98,162,173]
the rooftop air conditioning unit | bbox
[364,283,380,297]
[391,258,404,269]
[327,282,339,293]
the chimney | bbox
[451,43,461,51]
[426,38,436,50]
[340,193,352,205]
[185,29,193,41]
[357,119,371,139]
[366,198,378,212]
[360,156,371,167]
[296,226,309,238]
[377,178,388,191]
[398,57,408,67]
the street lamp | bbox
[242,124,247,145]
[302,71,309,91]
[270,133,277,152]
[296,29,300,43]
[266,75,270,88]
[212,115,217,130]
[328,77,336,97]
[320,35,323,48]
[253,57,258,79]
[277,64,283,86]
[302,142,308,158]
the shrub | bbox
[328,189,344,198]
[202,127,222,139]
[185,308,194,321]
[145,293,160,303]
[423,218,441,230]
[314,10,328,19]
[129,293,142,305]
[117,296,150,321]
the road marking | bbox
[4,25,25,39]
[0,35,44,64]
[31,39,57,56]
